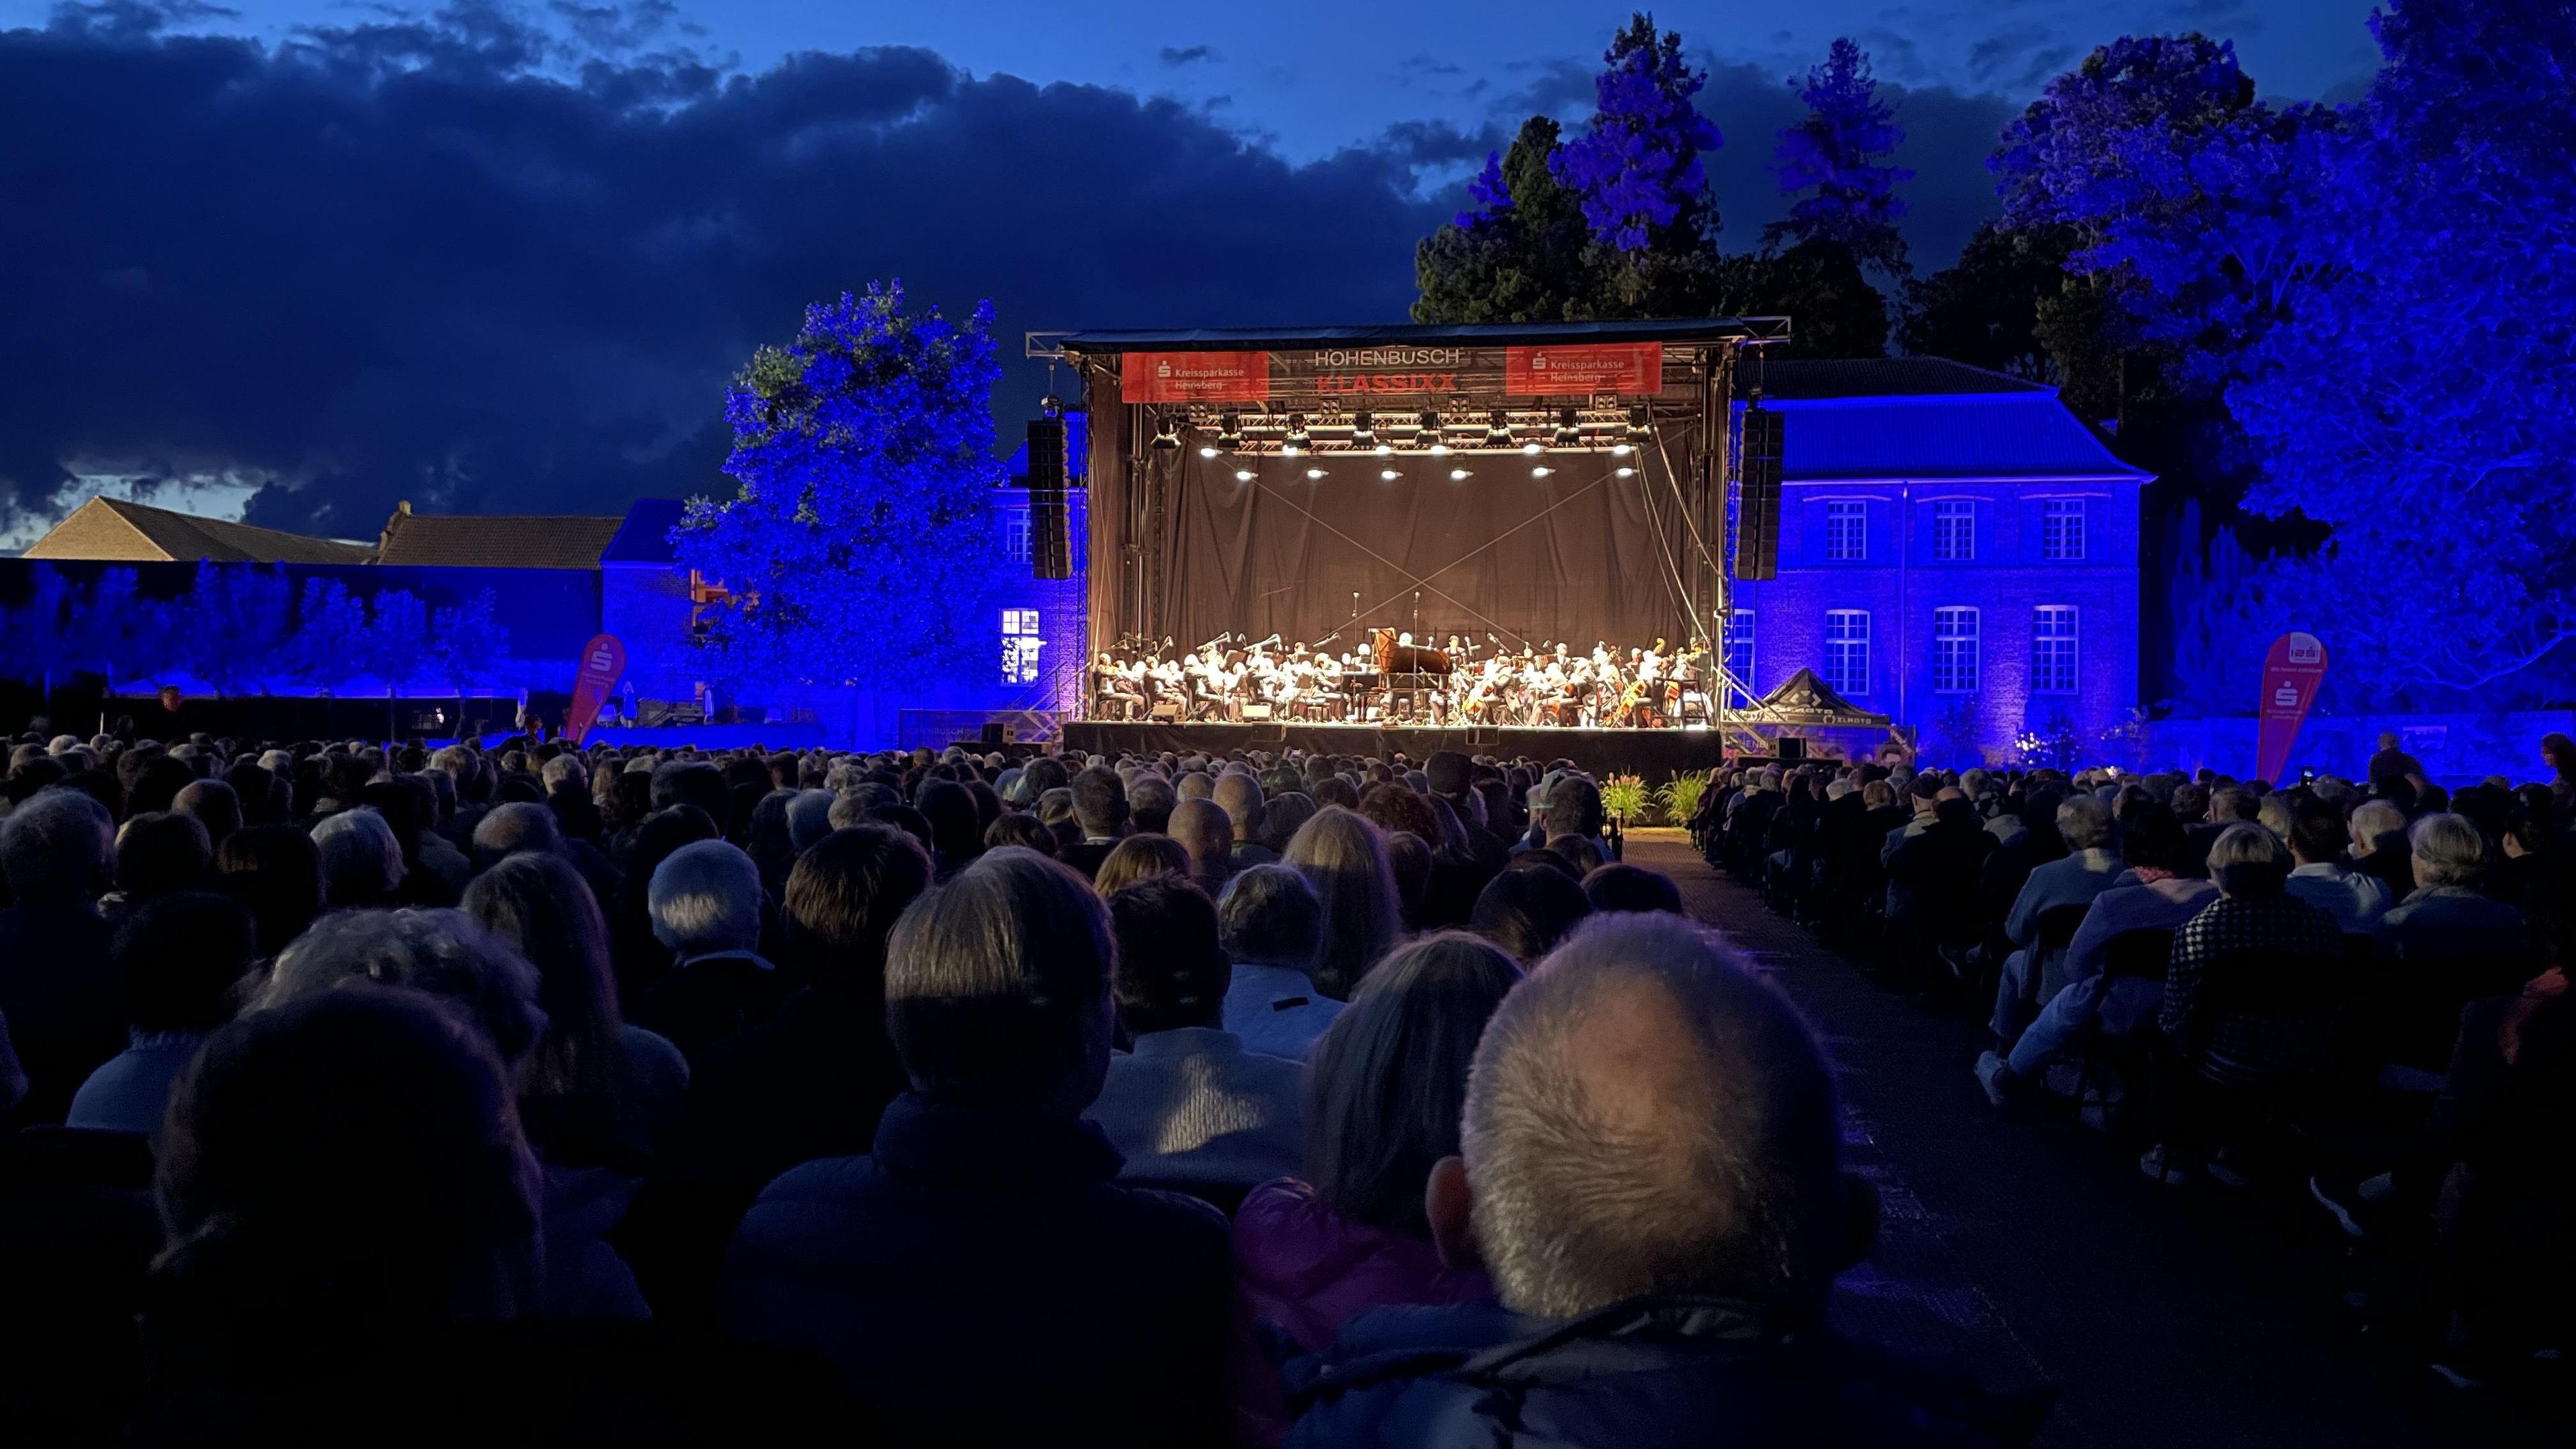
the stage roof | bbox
[1053,317,1790,352]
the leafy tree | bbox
[429,590,511,693]
[290,578,374,693]
[1548,13,1727,313]
[1896,221,2059,379]
[188,564,294,694]
[673,282,1006,695]
[1720,241,1887,360]
[1767,38,1912,280]
[1413,118,1601,323]
[2224,0,2576,699]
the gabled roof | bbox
[601,498,688,565]
[1742,358,2150,484]
[1056,317,1790,352]
[373,503,627,570]
[23,496,375,564]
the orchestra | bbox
[1087,629,1711,729]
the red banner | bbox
[1503,342,1662,396]
[564,633,626,744]
[1122,351,1271,403]
[2255,631,2328,784]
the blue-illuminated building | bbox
[1726,359,2151,765]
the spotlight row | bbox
[1224,462,1640,483]
[1153,405,1654,456]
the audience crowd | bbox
[1693,731,2576,1396]
[0,724,2049,1445]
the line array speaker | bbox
[1734,404,1782,582]
[1028,416,1071,580]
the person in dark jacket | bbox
[1283,912,2041,1449]
[0,788,123,1124]
[723,847,1231,1444]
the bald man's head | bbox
[1455,913,1845,1320]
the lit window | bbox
[2034,606,2079,693]
[1825,500,1868,561]
[1000,608,1044,684]
[1933,607,1979,694]
[1933,500,1975,561]
[1002,508,1032,565]
[1723,608,1756,706]
[1825,610,1870,696]
[2043,499,2087,561]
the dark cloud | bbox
[1377,117,1505,169]
[1158,44,1218,67]
[0,5,1438,537]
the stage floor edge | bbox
[1059,721,1729,775]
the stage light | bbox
[1531,466,1553,478]
[1615,466,1635,478]
[1199,444,1220,458]
[1374,442,1393,455]
[1234,468,1256,482]
[1627,403,1652,440]
[1449,467,1471,481]
[1552,407,1580,448]
[1217,413,1242,450]
[1485,410,1513,447]
[1521,441,1544,455]
[1306,466,1326,480]
[1610,443,1632,456]
[1429,442,1451,456]
[1351,411,1376,448]
[1380,468,1400,481]
[1152,419,1182,451]
[1285,413,1312,453]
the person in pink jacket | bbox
[1228,932,1519,1444]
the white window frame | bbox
[1002,507,1033,566]
[1825,500,1868,562]
[2042,498,2087,561]
[1000,608,1045,684]
[1825,609,1870,696]
[1932,606,1979,694]
[1933,500,1976,561]
[2033,606,2080,694]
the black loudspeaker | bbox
[1028,417,1071,580]
[1735,404,1782,582]
[1776,735,1807,763]
[980,722,1006,747]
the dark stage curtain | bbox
[1150,451,1697,653]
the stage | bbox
[1060,720,1729,776]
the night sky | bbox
[0,1,2386,544]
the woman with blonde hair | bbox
[1283,806,1402,999]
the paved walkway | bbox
[1623,832,2506,1449]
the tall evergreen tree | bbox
[1549,13,1727,314]
[1767,38,1913,279]
[1412,118,1599,323]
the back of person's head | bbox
[1307,932,1519,1236]
[127,754,199,818]
[786,788,837,853]
[215,823,325,958]
[647,839,765,959]
[2207,822,2292,898]
[1218,862,1322,971]
[982,812,1056,857]
[171,779,244,851]
[1167,797,1234,873]
[2115,801,2186,873]
[2056,794,2114,852]
[258,909,545,1074]
[1127,774,1177,835]
[1107,876,1229,1036]
[3,786,116,900]
[1069,767,1128,839]
[1540,775,1605,841]
[1212,772,1265,839]
[784,824,933,996]
[2288,798,2349,864]
[151,988,542,1360]
[1545,833,1606,877]
[1094,833,1191,896]
[649,760,729,819]
[915,778,983,864]
[117,810,215,901]
[1458,912,1845,1320]
[1582,863,1682,915]
[1385,830,1432,922]
[310,808,405,907]
[470,800,561,866]
[1471,863,1594,964]
[1424,750,1472,802]
[884,849,1114,1108]
[460,853,619,1111]
[2408,812,2487,889]
[1358,782,1440,843]
[1256,792,1317,854]
[114,892,256,1035]
[1284,806,1402,1000]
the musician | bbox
[1094,651,1146,720]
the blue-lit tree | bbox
[1548,13,1727,314]
[673,282,1006,696]
[1768,38,1912,279]
[2225,0,2576,698]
